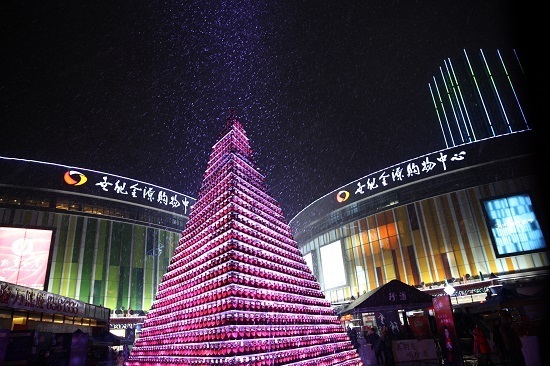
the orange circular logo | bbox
[336,190,350,203]
[64,170,88,186]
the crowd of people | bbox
[346,324,393,366]
[497,310,527,366]
[451,310,530,366]
[468,309,529,366]
[364,326,386,365]
[346,309,530,366]
[472,323,491,365]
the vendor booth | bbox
[341,279,434,314]
[340,280,437,365]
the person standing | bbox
[443,326,454,364]
[365,327,385,365]
[380,325,394,366]
[347,325,360,350]
[499,311,526,366]
[473,324,492,365]
[491,319,506,363]
[37,350,54,366]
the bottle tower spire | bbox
[126,111,363,365]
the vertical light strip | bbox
[392,210,407,283]
[514,49,525,74]
[468,189,493,272]
[417,202,439,283]
[75,218,87,301]
[376,216,387,286]
[367,222,377,287]
[440,66,465,143]
[433,76,456,146]
[358,221,369,294]
[61,216,76,297]
[126,225,135,311]
[464,49,495,136]
[350,228,362,297]
[445,58,472,142]
[360,221,372,291]
[434,196,456,277]
[90,218,100,304]
[51,227,61,294]
[448,58,477,141]
[480,49,513,133]
[497,49,530,129]
[103,221,113,306]
[429,82,450,148]
[446,193,470,277]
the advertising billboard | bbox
[481,192,547,258]
[0,227,54,290]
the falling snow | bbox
[1,1,533,219]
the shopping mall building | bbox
[289,130,546,307]
[289,49,547,308]
[0,49,546,359]
[0,158,195,345]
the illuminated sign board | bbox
[0,280,86,317]
[335,149,467,205]
[320,240,346,289]
[481,192,547,258]
[0,227,53,290]
[291,132,535,226]
[0,157,196,216]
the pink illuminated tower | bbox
[126,111,363,365]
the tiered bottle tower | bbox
[126,112,363,365]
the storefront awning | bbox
[340,279,433,316]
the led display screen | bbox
[481,193,547,258]
[320,240,346,289]
[0,227,53,290]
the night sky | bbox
[1,1,534,220]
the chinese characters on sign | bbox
[95,176,192,214]
[354,151,466,196]
[433,295,463,366]
[388,290,407,303]
[393,339,438,363]
[0,281,85,317]
[336,150,467,204]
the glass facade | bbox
[297,175,548,304]
[0,158,195,314]
[292,49,544,305]
[0,199,183,313]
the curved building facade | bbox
[290,131,547,305]
[290,49,546,305]
[0,157,196,314]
